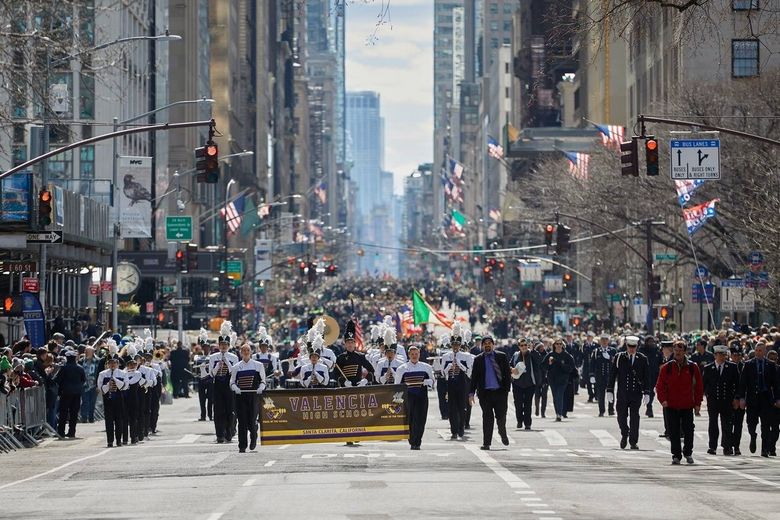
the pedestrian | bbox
[767,350,780,455]
[590,334,616,417]
[98,356,126,447]
[656,340,704,465]
[209,322,239,444]
[729,344,746,455]
[543,338,575,422]
[54,349,86,438]
[441,324,473,440]
[79,346,100,422]
[395,345,434,450]
[659,340,674,438]
[737,342,779,457]
[607,336,650,449]
[469,335,511,450]
[533,341,549,418]
[169,341,190,398]
[702,345,739,455]
[510,338,539,430]
[229,343,266,453]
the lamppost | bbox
[621,293,629,326]
[110,97,213,332]
[676,298,685,332]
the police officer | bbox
[608,336,650,449]
[209,323,239,443]
[729,344,746,455]
[737,342,780,457]
[590,334,615,417]
[702,345,739,455]
[581,332,597,402]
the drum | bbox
[285,379,302,389]
[265,378,277,390]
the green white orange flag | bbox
[412,289,453,328]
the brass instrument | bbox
[322,315,340,346]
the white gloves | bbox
[357,379,368,387]
[344,380,353,387]
[590,376,596,384]
[232,385,241,395]
[606,392,614,404]
[256,384,266,395]
[602,351,611,360]
[641,394,650,406]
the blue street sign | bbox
[694,266,709,279]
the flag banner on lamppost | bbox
[118,156,153,238]
[259,385,409,445]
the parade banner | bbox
[260,385,409,445]
[118,156,153,238]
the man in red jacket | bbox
[656,340,704,465]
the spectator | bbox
[79,346,100,422]
[13,358,38,388]
[656,340,704,465]
[35,344,59,429]
[54,350,86,438]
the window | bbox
[732,0,758,9]
[490,21,499,31]
[504,3,514,14]
[491,38,499,49]
[503,20,513,32]
[732,40,759,77]
[80,145,94,179]
[80,73,95,119]
[490,3,498,15]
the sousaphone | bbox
[322,315,340,346]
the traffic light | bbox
[482,266,492,282]
[544,224,554,250]
[497,261,505,270]
[659,306,670,320]
[195,141,220,183]
[176,249,186,273]
[650,274,662,301]
[186,243,198,271]
[555,225,571,255]
[38,189,52,227]
[563,272,573,287]
[326,264,337,277]
[620,137,639,177]
[645,137,659,176]
[1,295,20,316]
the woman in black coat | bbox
[542,338,575,421]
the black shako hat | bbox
[344,320,357,341]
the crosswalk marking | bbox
[590,429,619,447]
[640,429,670,446]
[177,434,200,444]
[540,430,567,446]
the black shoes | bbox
[707,449,717,455]
[749,433,757,454]
[630,444,639,450]
[480,445,490,451]
[217,438,225,444]
[723,448,733,456]
[239,448,246,453]
[501,435,510,446]
[410,445,420,450]
[620,435,628,449]
[734,448,742,456]
[249,439,257,451]
[525,426,531,431]
[198,417,207,422]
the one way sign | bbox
[27,231,63,244]
[670,139,720,180]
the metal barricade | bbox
[0,390,25,450]
[20,386,47,430]
[0,392,9,428]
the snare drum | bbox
[285,379,302,389]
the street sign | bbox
[22,277,39,292]
[745,271,769,289]
[161,285,175,294]
[165,216,193,241]
[670,139,720,180]
[694,266,709,279]
[609,294,622,303]
[171,297,192,306]
[89,284,99,296]
[145,302,154,314]
[520,263,543,282]
[720,279,755,312]
[655,253,678,263]
[26,231,63,244]
[0,261,37,273]
[692,282,715,303]
[101,281,113,292]
[747,251,764,269]
[543,275,563,292]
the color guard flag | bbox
[683,198,720,235]
[674,179,705,207]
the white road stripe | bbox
[277,444,291,450]
[201,452,230,468]
[540,430,567,446]
[590,429,619,447]
[206,513,224,520]
[464,444,530,489]
[177,434,200,444]
[514,490,536,494]
[701,463,780,489]
[521,498,542,501]
[539,517,562,520]
[0,448,110,491]
[532,511,556,515]
[242,478,256,487]
[640,429,670,446]
[264,460,276,467]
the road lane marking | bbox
[532,511,556,515]
[264,460,276,467]
[591,429,619,447]
[521,498,542,501]
[464,444,530,489]
[177,434,200,444]
[242,478,256,487]
[206,513,224,520]
[201,452,230,468]
[701,463,780,489]
[0,448,110,491]
[540,430,567,446]
[514,491,536,494]
[277,444,291,450]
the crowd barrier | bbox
[0,386,57,452]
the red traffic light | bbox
[483,266,491,274]
[175,250,184,260]
[4,296,13,313]
[545,224,554,233]
[40,190,52,203]
[206,144,218,157]
[659,306,670,319]
[563,273,572,282]
[498,261,505,270]
[646,139,657,151]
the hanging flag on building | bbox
[489,208,502,222]
[683,198,720,235]
[451,209,466,231]
[564,151,589,180]
[240,197,260,236]
[314,181,327,204]
[220,194,245,234]
[593,123,625,149]
[449,157,464,180]
[487,136,504,160]
[674,179,705,207]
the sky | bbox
[345,0,433,194]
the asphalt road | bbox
[1,389,778,520]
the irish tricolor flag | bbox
[412,290,453,328]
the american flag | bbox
[220,194,245,233]
[449,158,464,180]
[308,221,323,239]
[353,317,364,351]
[565,152,589,180]
[594,124,625,149]
[487,136,504,160]
[314,181,327,204]
[489,208,502,222]
[258,203,270,218]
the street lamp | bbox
[110,97,212,332]
[621,293,629,326]
[676,298,685,331]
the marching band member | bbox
[301,346,330,388]
[229,343,266,453]
[395,345,434,450]
[376,328,403,384]
[194,329,213,421]
[98,356,126,448]
[441,323,473,440]
[254,327,282,388]
[209,321,239,443]
[382,316,407,363]
[336,320,375,387]
[123,358,144,445]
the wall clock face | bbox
[116,262,141,295]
